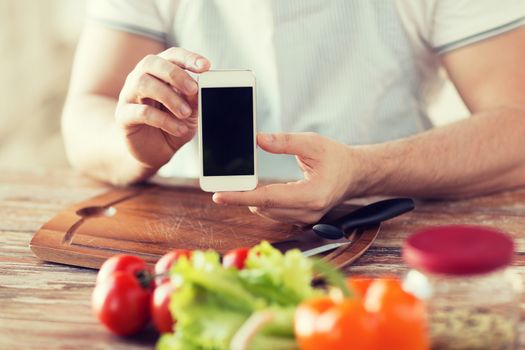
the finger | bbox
[249,206,318,226]
[158,47,211,73]
[139,54,198,96]
[116,103,189,137]
[257,132,323,158]
[134,73,192,119]
[186,92,198,117]
[212,182,311,209]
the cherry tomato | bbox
[96,255,152,287]
[364,279,429,350]
[92,271,152,336]
[155,249,192,284]
[222,248,249,269]
[151,282,176,333]
[294,296,376,350]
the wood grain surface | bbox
[1,169,525,349]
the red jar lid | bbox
[403,225,514,275]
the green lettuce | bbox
[240,242,318,305]
[155,242,316,350]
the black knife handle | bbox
[333,198,415,231]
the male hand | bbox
[213,133,362,225]
[116,47,210,169]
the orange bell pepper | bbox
[294,278,429,350]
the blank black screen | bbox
[202,87,254,176]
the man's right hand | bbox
[116,47,210,169]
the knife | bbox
[271,232,350,257]
[271,198,415,256]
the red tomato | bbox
[222,248,249,269]
[155,249,192,284]
[92,271,151,336]
[294,296,376,350]
[151,282,176,333]
[96,255,152,287]
[364,279,429,350]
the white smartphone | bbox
[198,70,258,192]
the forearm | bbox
[62,94,157,185]
[355,107,525,198]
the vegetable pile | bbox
[92,242,429,350]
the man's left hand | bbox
[213,132,365,225]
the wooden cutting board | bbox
[30,182,380,270]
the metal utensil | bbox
[272,232,350,257]
[312,198,415,240]
[271,198,415,256]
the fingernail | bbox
[212,194,224,204]
[195,58,207,69]
[180,104,192,117]
[259,133,274,143]
[184,79,198,94]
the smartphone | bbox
[198,70,257,192]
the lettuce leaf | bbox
[156,242,316,350]
[240,242,317,305]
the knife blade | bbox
[271,228,350,257]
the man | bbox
[63,0,525,225]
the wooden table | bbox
[1,169,524,349]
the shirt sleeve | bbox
[86,0,168,43]
[430,0,525,54]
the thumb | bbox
[257,132,320,158]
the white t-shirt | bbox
[88,0,525,180]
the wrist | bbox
[108,124,164,185]
[344,144,390,198]
[103,147,160,186]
